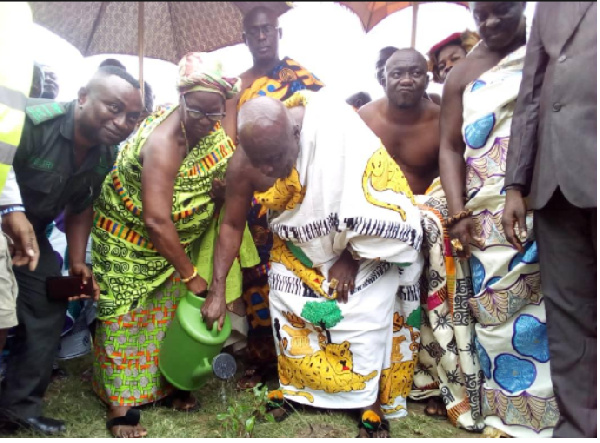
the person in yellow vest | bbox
[0,3,39,357]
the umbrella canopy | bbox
[28,2,292,64]
[338,1,469,46]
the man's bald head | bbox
[238,96,300,179]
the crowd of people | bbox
[0,1,596,438]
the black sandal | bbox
[106,409,141,437]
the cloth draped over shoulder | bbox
[92,106,235,320]
[238,57,324,110]
[258,91,423,291]
[255,91,423,411]
[459,44,558,437]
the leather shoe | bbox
[19,416,66,435]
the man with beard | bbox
[359,49,481,429]
[0,66,142,435]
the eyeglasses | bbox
[181,95,225,123]
[245,25,279,38]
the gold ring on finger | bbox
[329,278,339,290]
[451,238,464,251]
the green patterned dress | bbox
[91,106,234,406]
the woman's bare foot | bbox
[106,406,147,438]
[424,397,447,418]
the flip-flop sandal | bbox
[106,409,142,438]
[356,410,391,438]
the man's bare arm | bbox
[201,150,256,330]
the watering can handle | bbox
[194,289,209,298]
[194,289,221,337]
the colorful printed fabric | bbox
[238,58,324,363]
[92,106,235,320]
[177,52,240,98]
[408,179,484,431]
[92,275,184,407]
[258,91,422,410]
[460,44,558,437]
[238,57,324,110]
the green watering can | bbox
[159,290,233,391]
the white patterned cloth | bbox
[257,91,423,413]
[461,44,558,437]
[409,180,485,431]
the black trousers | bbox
[534,190,597,438]
[0,233,65,419]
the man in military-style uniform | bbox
[0,66,143,435]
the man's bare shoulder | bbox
[358,98,385,120]
[228,149,259,184]
[423,99,440,120]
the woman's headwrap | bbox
[177,52,241,99]
[427,30,480,83]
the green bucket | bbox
[159,291,232,391]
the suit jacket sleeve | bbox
[505,7,549,194]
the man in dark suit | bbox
[502,2,597,438]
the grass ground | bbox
[10,355,478,438]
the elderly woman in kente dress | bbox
[91,53,240,438]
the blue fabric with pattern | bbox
[512,314,550,363]
[493,354,537,393]
[465,112,495,149]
